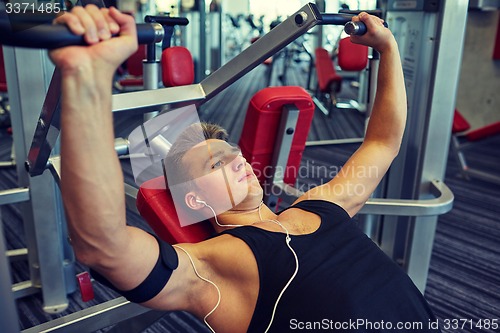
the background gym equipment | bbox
[451,109,500,185]
[0,1,465,332]
[115,15,190,92]
[313,47,343,115]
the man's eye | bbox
[211,160,224,169]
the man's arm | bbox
[50,6,193,308]
[299,13,407,217]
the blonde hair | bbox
[163,122,228,188]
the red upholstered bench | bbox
[337,37,368,72]
[116,44,146,90]
[239,86,314,187]
[117,46,195,92]
[450,109,500,184]
[136,86,314,243]
[453,109,500,142]
[136,176,214,243]
[314,38,368,115]
[452,109,471,134]
[466,122,500,141]
[315,47,342,96]
[0,46,7,93]
[0,45,9,115]
[161,46,194,87]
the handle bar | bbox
[319,13,388,35]
[0,12,164,48]
[144,15,189,26]
[319,13,356,26]
[0,11,386,49]
[344,21,388,35]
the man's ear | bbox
[185,192,206,210]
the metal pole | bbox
[0,209,21,333]
[405,0,468,292]
[4,46,73,312]
[382,0,467,292]
[199,0,207,80]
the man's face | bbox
[181,139,263,214]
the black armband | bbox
[90,235,179,303]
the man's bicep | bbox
[90,227,161,290]
[95,227,194,311]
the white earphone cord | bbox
[188,201,299,333]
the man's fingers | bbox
[85,5,111,41]
[108,6,136,38]
[71,5,99,44]
[53,12,85,35]
[53,6,122,42]
[102,7,120,35]
[358,12,385,29]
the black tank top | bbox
[220,200,440,332]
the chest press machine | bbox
[116,15,191,93]
[314,36,369,116]
[1,2,455,332]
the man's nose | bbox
[232,154,245,172]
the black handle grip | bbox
[0,16,163,49]
[344,21,389,36]
[319,13,354,26]
[144,15,189,26]
[318,13,388,36]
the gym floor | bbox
[1,59,499,332]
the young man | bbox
[51,5,440,333]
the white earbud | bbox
[195,199,207,206]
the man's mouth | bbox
[238,173,254,182]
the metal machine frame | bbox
[378,0,468,292]
[0,1,463,332]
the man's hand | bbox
[49,5,138,76]
[350,12,396,53]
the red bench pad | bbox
[0,46,7,92]
[161,46,194,87]
[239,86,314,186]
[466,121,500,141]
[315,48,342,93]
[452,109,471,134]
[337,37,368,71]
[136,176,214,244]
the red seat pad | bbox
[161,46,194,87]
[239,86,315,186]
[118,78,144,87]
[466,121,500,142]
[136,176,214,244]
[315,48,342,92]
[337,37,368,71]
[452,109,471,134]
[127,44,146,76]
[117,45,146,88]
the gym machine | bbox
[375,0,468,292]
[0,2,458,332]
